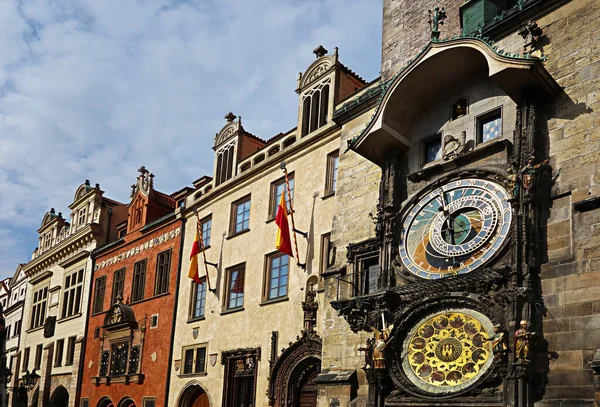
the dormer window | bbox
[78,207,87,228]
[43,232,52,249]
[301,79,330,137]
[216,143,235,186]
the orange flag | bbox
[275,192,293,256]
[188,228,202,284]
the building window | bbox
[80,399,90,407]
[423,133,442,164]
[5,325,10,340]
[78,207,87,227]
[22,348,30,372]
[30,286,48,329]
[154,250,171,296]
[190,278,206,319]
[55,339,64,367]
[266,254,289,300]
[477,108,502,144]
[131,260,147,303]
[224,354,257,407]
[231,197,251,235]
[216,144,235,186]
[269,175,294,219]
[356,253,380,296]
[142,398,156,407]
[320,232,332,274]
[182,346,207,375]
[200,216,212,248]
[226,266,245,310]
[61,269,84,319]
[110,342,129,376]
[150,314,158,328]
[301,81,330,137]
[14,319,21,336]
[65,336,76,366]
[43,232,52,249]
[111,268,125,305]
[325,151,339,195]
[93,276,106,314]
[34,344,42,370]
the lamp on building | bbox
[20,370,39,390]
[0,366,12,388]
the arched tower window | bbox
[301,80,330,137]
[216,143,235,186]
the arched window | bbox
[216,143,235,186]
[301,80,330,137]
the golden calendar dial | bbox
[401,309,494,394]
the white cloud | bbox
[0,0,382,278]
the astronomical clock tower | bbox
[316,0,591,406]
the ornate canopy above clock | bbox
[398,178,512,279]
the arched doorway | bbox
[49,386,68,407]
[291,359,319,407]
[178,383,210,407]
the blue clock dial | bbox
[399,179,512,279]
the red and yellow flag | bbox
[188,228,202,284]
[275,192,293,256]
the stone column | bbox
[67,336,84,407]
[37,343,53,407]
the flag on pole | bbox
[188,228,202,284]
[275,192,293,256]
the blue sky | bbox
[0,0,383,280]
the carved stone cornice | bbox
[23,224,100,278]
[221,347,261,365]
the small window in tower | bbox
[477,108,502,144]
[423,133,442,164]
[451,97,468,120]
[150,314,158,329]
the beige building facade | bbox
[15,182,125,407]
[168,47,366,407]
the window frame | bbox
[21,347,30,372]
[111,268,126,305]
[92,276,107,314]
[422,132,443,165]
[263,252,290,302]
[476,107,503,145]
[109,341,130,376]
[230,195,251,236]
[65,336,77,366]
[61,268,84,319]
[34,344,43,370]
[142,397,157,407]
[154,249,172,296]
[181,344,208,376]
[268,174,294,220]
[30,285,49,329]
[131,259,147,303]
[77,207,87,228]
[325,150,339,196]
[224,264,245,311]
[189,277,207,320]
[200,215,212,248]
[320,232,333,274]
[54,339,65,367]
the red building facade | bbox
[80,168,184,407]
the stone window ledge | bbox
[92,373,144,386]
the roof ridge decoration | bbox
[130,166,154,198]
[298,45,338,91]
[346,35,560,153]
[214,112,243,148]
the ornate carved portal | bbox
[335,96,552,407]
[268,289,322,407]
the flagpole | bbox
[194,209,216,293]
[280,162,305,269]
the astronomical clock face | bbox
[399,178,512,279]
[401,309,494,394]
